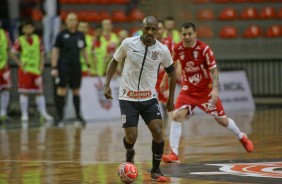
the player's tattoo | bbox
[210,68,219,88]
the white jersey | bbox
[114,36,173,101]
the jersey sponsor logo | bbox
[133,50,139,53]
[180,55,185,60]
[188,73,202,85]
[151,51,160,61]
[185,61,200,73]
[201,100,217,111]
[193,51,199,59]
[127,90,152,99]
[178,46,184,50]
[191,162,282,179]
[63,34,70,39]
[196,46,201,50]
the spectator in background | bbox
[10,20,53,123]
[163,16,180,44]
[0,24,12,122]
[77,21,95,76]
[92,24,102,76]
[51,13,89,126]
[40,0,61,56]
[96,19,119,76]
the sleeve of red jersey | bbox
[172,45,179,62]
[203,46,216,69]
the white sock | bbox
[227,118,244,139]
[36,95,47,115]
[169,121,182,155]
[20,95,28,117]
[0,91,10,116]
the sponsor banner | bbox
[65,70,254,121]
[65,77,121,121]
[194,70,255,113]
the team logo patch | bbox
[193,51,199,59]
[151,51,160,60]
[191,162,282,179]
[121,114,126,125]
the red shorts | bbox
[18,69,43,93]
[175,90,226,118]
[82,71,90,77]
[0,67,11,89]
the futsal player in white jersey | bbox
[104,16,176,182]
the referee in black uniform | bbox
[51,13,89,126]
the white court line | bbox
[0,160,148,164]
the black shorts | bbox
[119,98,162,128]
[57,66,82,89]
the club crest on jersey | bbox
[193,51,199,59]
[151,51,160,60]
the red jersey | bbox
[155,37,173,103]
[173,39,216,93]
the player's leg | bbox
[70,69,84,125]
[201,97,254,153]
[162,107,189,163]
[18,69,30,122]
[34,74,53,122]
[55,69,69,125]
[215,116,254,153]
[19,93,29,122]
[0,67,11,121]
[141,99,169,182]
[119,100,139,164]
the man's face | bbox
[102,19,112,32]
[66,14,78,30]
[141,22,158,44]
[165,20,175,31]
[78,22,89,33]
[22,25,34,35]
[181,27,197,47]
[156,22,164,40]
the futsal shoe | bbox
[240,133,254,153]
[162,151,180,163]
[151,169,170,182]
[40,113,54,122]
[126,149,135,164]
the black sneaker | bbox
[75,116,86,127]
[151,169,170,182]
[54,118,64,127]
[126,149,135,164]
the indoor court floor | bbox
[0,106,281,183]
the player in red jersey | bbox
[155,21,174,131]
[162,22,254,163]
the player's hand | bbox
[166,98,174,112]
[209,88,219,105]
[104,85,113,99]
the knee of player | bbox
[125,133,137,143]
[172,111,186,122]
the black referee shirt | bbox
[54,29,85,67]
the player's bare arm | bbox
[166,65,176,112]
[210,67,219,105]
[51,47,60,77]
[104,58,119,99]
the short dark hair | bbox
[165,16,175,21]
[181,22,196,32]
[22,20,35,27]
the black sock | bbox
[73,95,81,119]
[57,95,65,120]
[152,140,164,172]
[123,137,134,150]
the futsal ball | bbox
[117,162,138,183]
